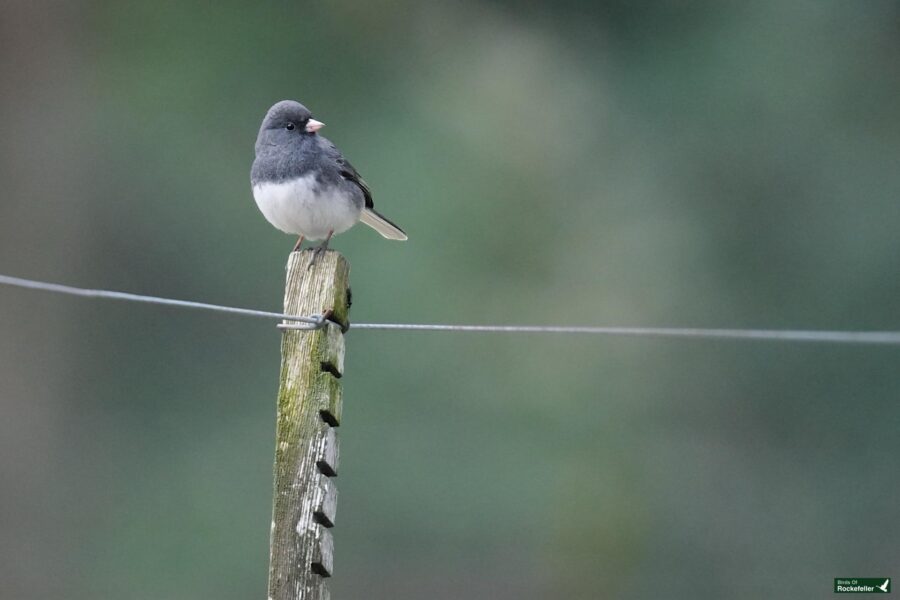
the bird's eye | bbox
[285,122,295,131]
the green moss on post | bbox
[268,249,350,600]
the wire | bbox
[346,323,900,345]
[2,273,900,345]
[0,274,325,329]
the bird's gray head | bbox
[255,100,325,152]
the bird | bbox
[878,579,890,593]
[250,100,407,257]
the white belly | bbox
[252,175,361,241]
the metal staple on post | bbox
[268,250,351,600]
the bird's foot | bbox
[306,246,328,270]
[306,231,334,270]
[291,236,305,253]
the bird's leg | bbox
[307,230,334,270]
[291,236,305,253]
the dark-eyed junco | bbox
[251,100,407,253]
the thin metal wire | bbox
[342,322,900,345]
[0,274,325,330]
[3,273,900,345]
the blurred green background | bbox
[1,2,899,598]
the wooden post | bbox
[268,249,351,600]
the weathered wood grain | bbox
[268,249,350,600]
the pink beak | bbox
[305,119,325,133]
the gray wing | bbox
[322,139,374,209]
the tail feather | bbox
[359,208,407,241]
